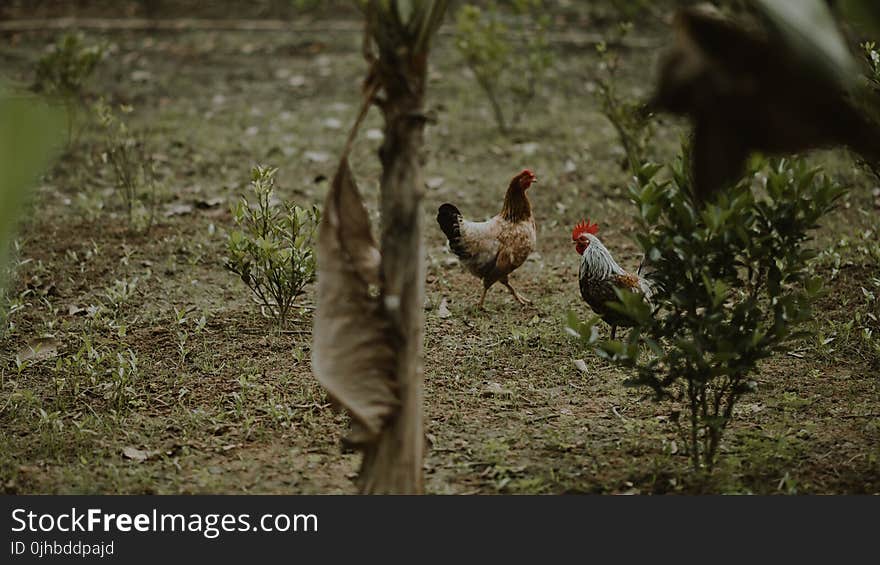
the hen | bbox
[572,220,653,338]
[437,169,537,308]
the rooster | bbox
[437,169,537,308]
[572,220,654,339]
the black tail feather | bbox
[436,203,469,259]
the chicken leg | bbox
[501,278,530,305]
[477,286,489,309]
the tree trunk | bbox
[358,48,429,494]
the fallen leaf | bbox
[517,142,539,156]
[304,150,330,163]
[122,446,151,462]
[573,358,589,374]
[67,304,85,316]
[130,70,152,82]
[481,382,513,398]
[16,337,61,363]
[425,176,445,189]
[194,196,224,209]
[437,298,452,319]
[164,203,193,217]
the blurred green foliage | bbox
[454,0,553,133]
[0,90,63,313]
[595,22,654,174]
[32,32,106,144]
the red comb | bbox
[571,219,599,240]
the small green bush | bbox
[225,166,319,329]
[95,99,159,233]
[454,0,553,134]
[32,32,106,143]
[569,147,844,473]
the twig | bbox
[527,413,561,424]
[292,402,330,410]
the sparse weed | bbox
[95,100,160,232]
[48,335,141,413]
[103,277,138,321]
[171,306,206,369]
[809,223,880,368]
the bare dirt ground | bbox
[1,5,878,494]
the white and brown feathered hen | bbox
[437,169,537,308]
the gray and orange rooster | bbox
[572,219,654,339]
[437,169,537,309]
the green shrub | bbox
[569,147,844,473]
[32,32,106,144]
[225,166,319,329]
[454,0,553,134]
[95,99,159,233]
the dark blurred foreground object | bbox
[651,0,880,201]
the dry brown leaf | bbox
[122,446,151,462]
[312,158,397,445]
[16,337,61,364]
[437,298,452,319]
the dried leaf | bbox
[437,298,452,319]
[480,382,513,398]
[67,304,85,316]
[425,176,445,189]
[304,150,330,163]
[122,446,151,462]
[16,337,61,363]
[573,358,588,374]
[194,196,224,209]
[312,158,397,445]
[163,203,193,217]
